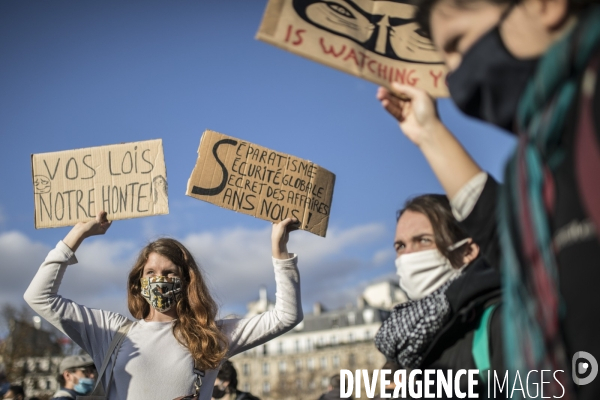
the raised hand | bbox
[63,211,112,252]
[271,218,299,260]
[377,83,442,148]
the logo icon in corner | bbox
[572,351,598,385]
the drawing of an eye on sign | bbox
[292,0,443,64]
[257,0,448,96]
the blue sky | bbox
[0,0,516,322]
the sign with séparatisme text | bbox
[186,130,335,237]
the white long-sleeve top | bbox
[24,241,303,400]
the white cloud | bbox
[58,238,137,316]
[0,231,52,308]
[182,223,388,315]
[0,231,136,318]
[372,247,395,266]
[1,222,392,325]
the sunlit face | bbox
[394,210,437,257]
[430,0,505,71]
[143,253,180,279]
[66,367,95,389]
[430,0,560,71]
[294,0,443,63]
[34,175,51,194]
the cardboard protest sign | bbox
[32,139,168,228]
[257,0,448,97]
[186,130,335,237]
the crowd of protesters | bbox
[19,0,600,397]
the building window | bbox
[320,357,327,369]
[278,341,284,355]
[348,333,354,342]
[309,380,316,390]
[307,358,314,371]
[295,339,300,353]
[262,344,268,356]
[263,382,270,394]
[243,363,250,376]
[365,330,371,340]
[348,312,356,325]
[318,337,325,347]
[46,380,52,390]
[306,338,313,351]
[243,383,250,392]
[295,359,302,372]
[333,355,340,368]
[330,335,337,345]
[262,362,270,376]
[296,378,303,389]
[278,361,286,373]
[349,353,356,367]
[322,377,330,388]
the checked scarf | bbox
[375,279,455,368]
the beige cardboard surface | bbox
[186,130,335,237]
[32,139,168,228]
[257,0,449,97]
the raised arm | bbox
[377,84,500,267]
[377,83,482,199]
[24,212,128,363]
[223,218,303,357]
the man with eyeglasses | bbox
[53,355,96,400]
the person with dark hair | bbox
[2,385,24,400]
[374,194,503,397]
[24,211,303,400]
[212,360,259,400]
[52,355,97,399]
[377,0,600,397]
[0,373,9,398]
[317,374,350,400]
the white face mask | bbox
[396,238,470,300]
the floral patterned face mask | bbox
[140,276,183,312]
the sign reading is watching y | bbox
[257,0,449,97]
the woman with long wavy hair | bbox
[24,211,303,400]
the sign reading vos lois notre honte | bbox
[31,139,168,228]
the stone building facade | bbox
[231,281,403,399]
[14,356,62,399]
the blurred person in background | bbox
[2,385,24,400]
[211,360,260,400]
[0,373,9,398]
[317,374,351,400]
[52,355,96,399]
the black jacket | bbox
[234,390,260,400]
[420,258,504,399]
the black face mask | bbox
[447,25,539,133]
[212,385,227,399]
